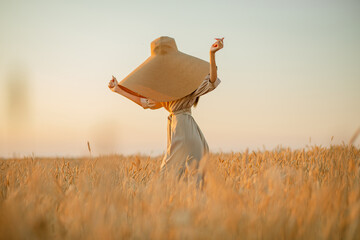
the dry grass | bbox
[0,145,360,239]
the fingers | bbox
[110,76,118,84]
[211,41,223,52]
[212,38,224,49]
[215,37,224,43]
[216,39,224,48]
[213,41,222,48]
[109,75,119,91]
[112,75,118,82]
[108,78,116,89]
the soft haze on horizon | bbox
[0,0,359,157]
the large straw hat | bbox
[118,36,210,102]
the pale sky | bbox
[0,0,359,157]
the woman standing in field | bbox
[108,36,223,179]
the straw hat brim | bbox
[119,51,210,102]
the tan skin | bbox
[108,38,224,106]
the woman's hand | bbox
[108,75,119,92]
[210,38,224,53]
[209,38,223,82]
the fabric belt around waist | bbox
[168,108,192,121]
[167,108,192,143]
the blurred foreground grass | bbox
[0,145,359,239]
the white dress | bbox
[140,74,221,176]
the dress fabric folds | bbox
[140,74,221,176]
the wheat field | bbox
[0,145,359,240]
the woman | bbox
[108,37,224,178]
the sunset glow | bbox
[0,0,359,157]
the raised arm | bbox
[108,76,143,107]
[209,38,224,83]
[108,76,162,109]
